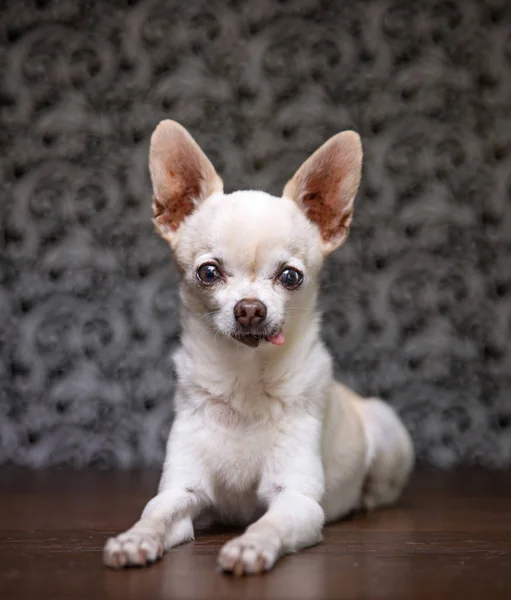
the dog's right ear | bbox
[149,120,223,244]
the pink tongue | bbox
[266,330,286,345]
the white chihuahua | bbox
[103,121,414,575]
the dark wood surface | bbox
[0,467,510,600]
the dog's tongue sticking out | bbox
[266,330,286,346]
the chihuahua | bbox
[103,121,414,575]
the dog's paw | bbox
[359,474,402,512]
[103,528,164,569]
[217,533,280,576]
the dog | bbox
[103,120,414,575]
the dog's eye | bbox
[278,268,303,289]
[197,263,222,285]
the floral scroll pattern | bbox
[1,0,510,468]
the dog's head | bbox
[149,121,362,348]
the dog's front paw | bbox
[103,528,164,569]
[217,533,280,576]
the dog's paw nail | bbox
[218,535,278,575]
[257,555,265,573]
[103,530,164,568]
[233,560,244,577]
[137,548,148,563]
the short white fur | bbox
[103,121,414,575]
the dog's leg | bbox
[103,488,206,568]
[103,488,205,568]
[217,419,326,576]
[217,490,324,575]
[359,398,414,510]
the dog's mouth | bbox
[233,329,286,348]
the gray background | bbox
[1,0,510,469]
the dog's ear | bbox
[149,120,223,244]
[283,131,362,254]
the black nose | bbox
[234,298,267,328]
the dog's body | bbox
[104,122,414,575]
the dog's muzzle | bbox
[231,299,285,347]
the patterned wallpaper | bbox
[1,0,510,468]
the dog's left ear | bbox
[149,120,223,245]
[283,131,362,254]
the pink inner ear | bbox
[298,152,356,244]
[153,155,202,232]
[302,190,353,244]
[152,190,195,233]
[152,142,205,231]
[283,131,362,251]
[149,120,223,235]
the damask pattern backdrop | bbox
[0,0,510,469]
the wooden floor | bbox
[0,467,510,600]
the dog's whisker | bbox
[198,310,220,322]
[213,325,224,346]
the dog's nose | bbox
[234,298,267,328]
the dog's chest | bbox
[197,404,278,484]
[209,357,289,415]
[192,381,286,495]
[177,348,297,506]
